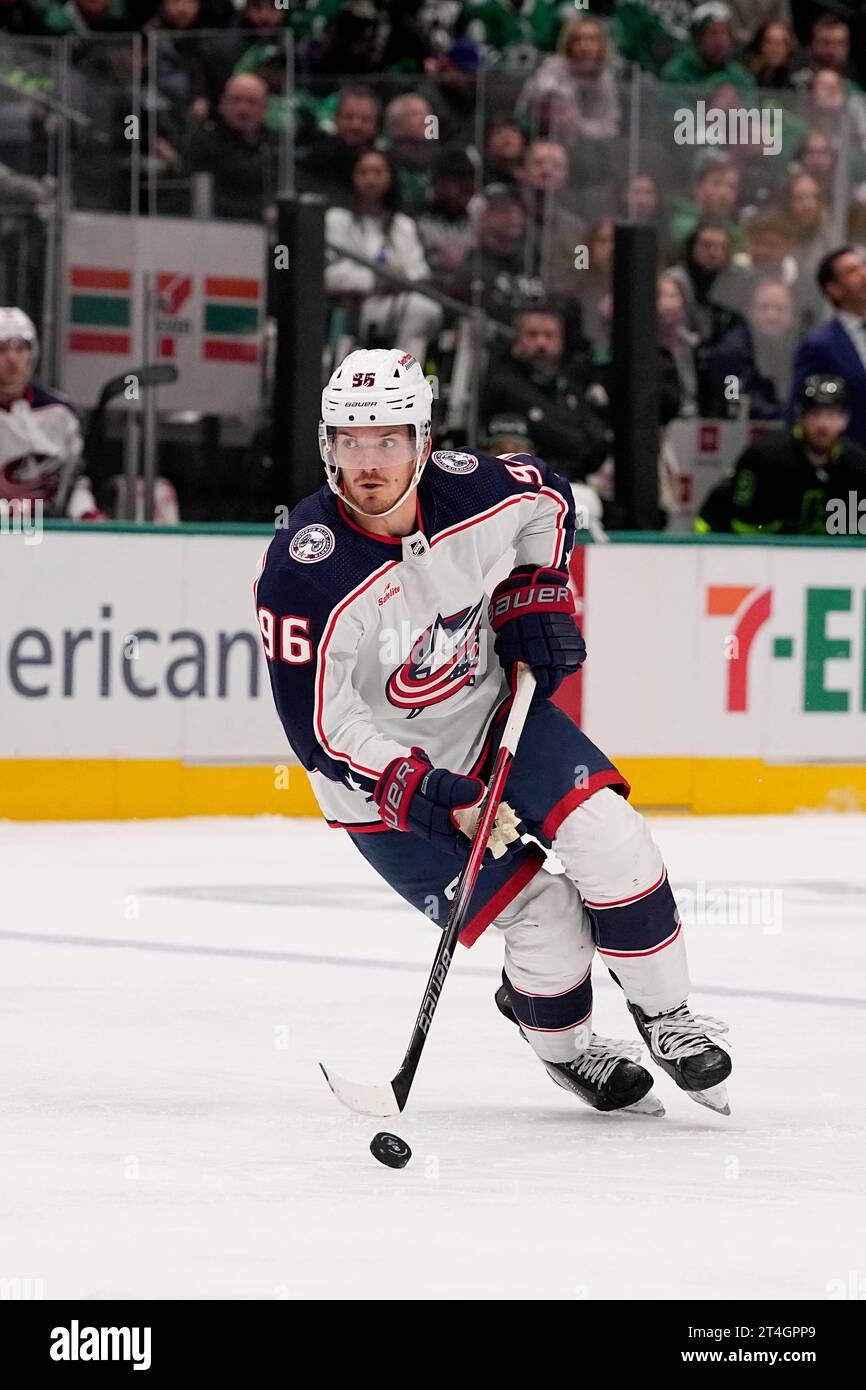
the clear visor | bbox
[327,426,417,470]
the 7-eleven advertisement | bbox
[580,543,866,810]
[62,214,266,413]
[697,546,866,762]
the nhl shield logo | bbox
[432,450,478,475]
[290,524,335,564]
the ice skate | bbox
[628,1001,732,1114]
[495,985,664,1116]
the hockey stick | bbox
[56,362,179,515]
[320,663,537,1117]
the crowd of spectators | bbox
[3,0,866,529]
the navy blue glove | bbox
[488,566,586,697]
[374,748,485,855]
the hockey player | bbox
[0,307,101,520]
[255,348,732,1115]
[697,374,866,535]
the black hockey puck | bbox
[370,1132,412,1169]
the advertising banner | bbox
[0,531,277,760]
[583,544,866,763]
[61,215,266,414]
[2,530,865,816]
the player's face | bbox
[0,337,34,394]
[802,408,847,454]
[334,426,419,514]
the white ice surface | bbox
[2,813,865,1301]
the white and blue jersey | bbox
[0,382,92,516]
[255,448,626,944]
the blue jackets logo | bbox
[290,524,335,563]
[386,601,483,717]
[432,450,478,475]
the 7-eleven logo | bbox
[706,585,773,712]
[156,273,193,359]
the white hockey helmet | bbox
[319,347,433,517]
[0,307,38,357]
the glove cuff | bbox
[374,749,430,832]
[489,572,574,633]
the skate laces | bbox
[570,1035,643,1087]
[649,1006,730,1061]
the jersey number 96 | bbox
[502,460,543,487]
[258,609,313,664]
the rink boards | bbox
[2,525,865,818]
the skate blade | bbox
[624,1087,665,1117]
[544,1067,665,1115]
[687,1081,731,1116]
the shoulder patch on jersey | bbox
[289,523,335,564]
[432,450,478,475]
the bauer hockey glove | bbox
[488,566,586,698]
[373,749,523,860]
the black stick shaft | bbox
[390,667,536,1111]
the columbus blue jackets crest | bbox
[386,601,483,717]
[432,450,478,475]
[290,524,335,563]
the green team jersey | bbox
[697,427,866,536]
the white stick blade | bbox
[319,1063,401,1117]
